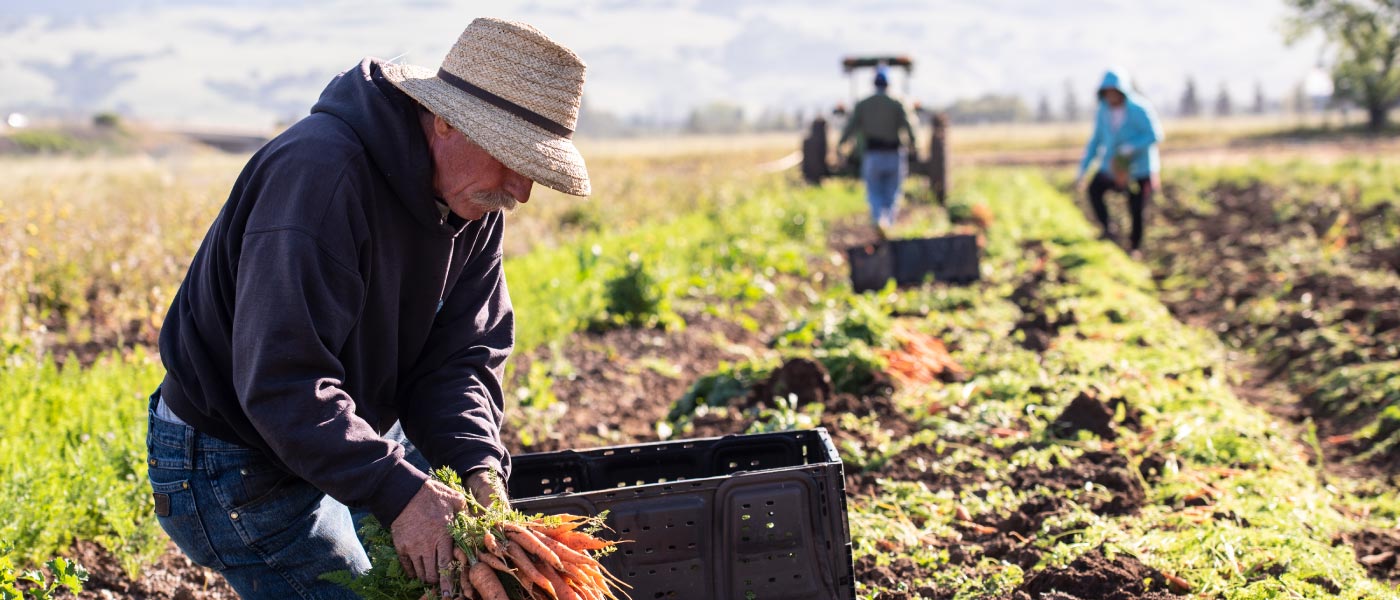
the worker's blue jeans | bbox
[862,148,907,228]
[145,392,429,599]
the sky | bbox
[0,0,1330,129]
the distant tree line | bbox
[577,51,1386,138]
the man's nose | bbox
[507,170,533,204]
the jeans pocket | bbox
[233,459,297,509]
[211,454,324,547]
[149,475,226,570]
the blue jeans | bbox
[145,392,428,599]
[861,148,907,228]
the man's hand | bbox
[464,468,509,511]
[1113,166,1129,189]
[391,479,466,595]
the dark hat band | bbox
[436,68,574,139]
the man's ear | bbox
[433,114,454,137]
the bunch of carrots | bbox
[449,504,630,600]
[878,327,968,387]
[328,469,629,600]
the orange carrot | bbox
[483,531,504,556]
[571,581,603,600]
[1163,572,1193,593]
[540,566,578,600]
[469,560,510,600]
[477,550,511,574]
[575,564,622,600]
[534,532,596,565]
[453,549,480,599]
[533,520,585,538]
[506,542,557,599]
[504,523,566,571]
[540,529,617,552]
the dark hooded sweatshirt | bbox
[158,58,513,527]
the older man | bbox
[147,18,588,598]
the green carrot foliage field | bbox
[1,146,1398,599]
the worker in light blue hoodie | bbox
[1074,69,1163,255]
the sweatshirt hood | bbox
[1097,69,1138,100]
[311,58,455,233]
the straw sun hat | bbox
[383,18,590,196]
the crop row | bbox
[661,170,1397,598]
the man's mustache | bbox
[470,190,518,213]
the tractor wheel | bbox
[800,118,829,184]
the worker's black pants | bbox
[1088,171,1154,252]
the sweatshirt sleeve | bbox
[232,222,428,528]
[1077,109,1105,178]
[397,215,514,486]
[899,103,916,149]
[1120,103,1164,156]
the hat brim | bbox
[382,63,590,197]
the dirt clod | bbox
[1341,529,1400,582]
[1013,451,1146,515]
[1013,546,1183,600]
[1051,392,1117,440]
[749,357,832,408]
[853,554,942,599]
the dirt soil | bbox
[506,311,769,454]
[1146,181,1400,456]
[854,555,941,599]
[1008,546,1184,600]
[1145,179,1400,585]
[1008,241,1075,353]
[1340,529,1400,583]
[1050,391,1141,441]
[66,541,236,600]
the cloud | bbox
[719,16,835,80]
[21,49,173,110]
[192,20,274,43]
[0,0,1332,127]
[204,68,329,121]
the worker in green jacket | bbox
[839,67,917,233]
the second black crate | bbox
[847,233,980,292]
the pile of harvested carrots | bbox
[330,468,629,600]
[449,507,629,600]
[879,326,968,387]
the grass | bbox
[0,142,797,362]
[0,349,166,575]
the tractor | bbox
[801,55,948,204]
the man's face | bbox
[425,114,533,221]
[1102,88,1126,108]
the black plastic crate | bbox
[508,429,854,600]
[846,243,895,295]
[847,234,980,292]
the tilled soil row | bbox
[1147,179,1400,584]
[841,239,1187,600]
[1151,182,1399,451]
